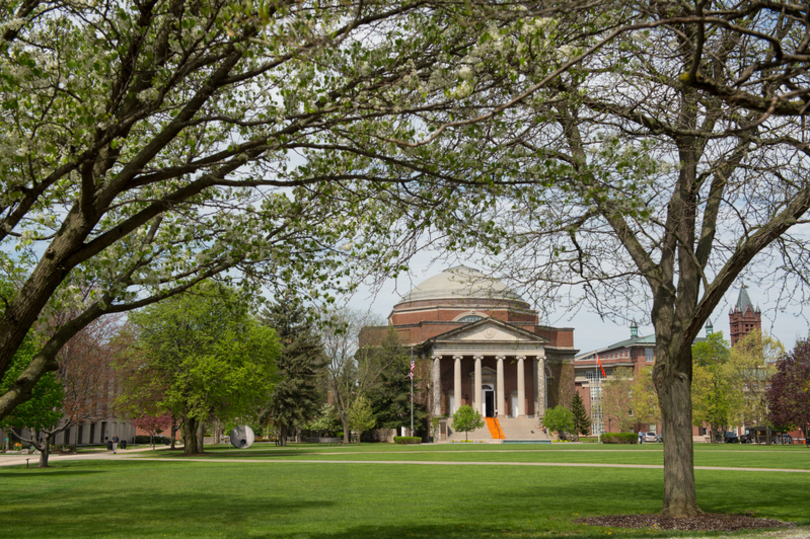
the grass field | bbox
[2,442,808,538]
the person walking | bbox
[112,434,120,454]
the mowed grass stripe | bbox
[155,443,810,470]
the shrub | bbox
[133,435,171,445]
[543,405,576,437]
[600,432,638,444]
[393,436,421,445]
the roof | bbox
[575,334,655,361]
[400,265,525,303]
[736,286,753,312]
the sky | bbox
[344,250,810,356]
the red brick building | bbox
[361,266,577,440]
[729,285,761,347]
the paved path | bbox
[0,446,171,467]
[3,448,807,474]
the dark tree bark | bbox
[182,416,203,455]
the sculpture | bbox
[228,425,255,448]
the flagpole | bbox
[410,349,414,436]
[596,353,601,444]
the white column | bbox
[432,355,441,417]
[474,355,483,416]
[536,353,546,418]
[453,355,463,414]
[496,355,505,417]
[517,355,526,417]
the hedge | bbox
[600,432,638,444]
[133,435,171,445]
[393,436,421,445]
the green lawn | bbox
[1,443,807,538]
[153,441,810,470]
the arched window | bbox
[458,315,484,323]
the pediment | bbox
[430,318,548,344]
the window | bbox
[645,348,654,362]
[458,315,483,322]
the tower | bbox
[729,285,761,347]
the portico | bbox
[426,318,549,419]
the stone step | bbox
[445,416,554,442]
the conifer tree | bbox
[364,332,427,435]
[571,393,591,437]
[260,295,325,446]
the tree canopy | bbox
[119,283,279,454]
[260,296,325,446]
[0,0,531,421]
[768,339,810,441]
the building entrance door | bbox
[483,386,494,417]
[510,393,518,417]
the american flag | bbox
[409,351,415,380]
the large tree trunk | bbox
[279,423,288,447]
[341,417,350,444]
[658,364,698,516]
[182,416,202,455]
[197,419,204,451]
[38,436,52,468]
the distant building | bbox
[360,266,577,441]
[574,319,714,437]
[729,285,761,347]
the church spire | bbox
[735,283,753,313]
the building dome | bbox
[401,266,525,304]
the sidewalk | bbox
[0,444,176,467]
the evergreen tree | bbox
[260,295,325,446]
[364,333,427,436]
[570,393,590,437]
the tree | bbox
[348,396,376,445]
[364,332,427,436]
[768,340,810,444]
[0,335,63,466]
[303,404,342,439]
[724,331,782,443]
[0,0,527,423]
[451,405,484,442]
[319,309,390,443]
[337,2,810,516]
[691,333,733,443]
[260,296,325,446]
[121,283,279,455]
[543,405,575,439]
[601,367,635,433]
[631,367,661,431]
[570,393,590,438]
[1,286,118,466]
[130,413,173,451]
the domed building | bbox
[362,266,577,441]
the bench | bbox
[318,437,343,446]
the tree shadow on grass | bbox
[0,470,106,478]
[0,490,337,537]
[259,522,604,539]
